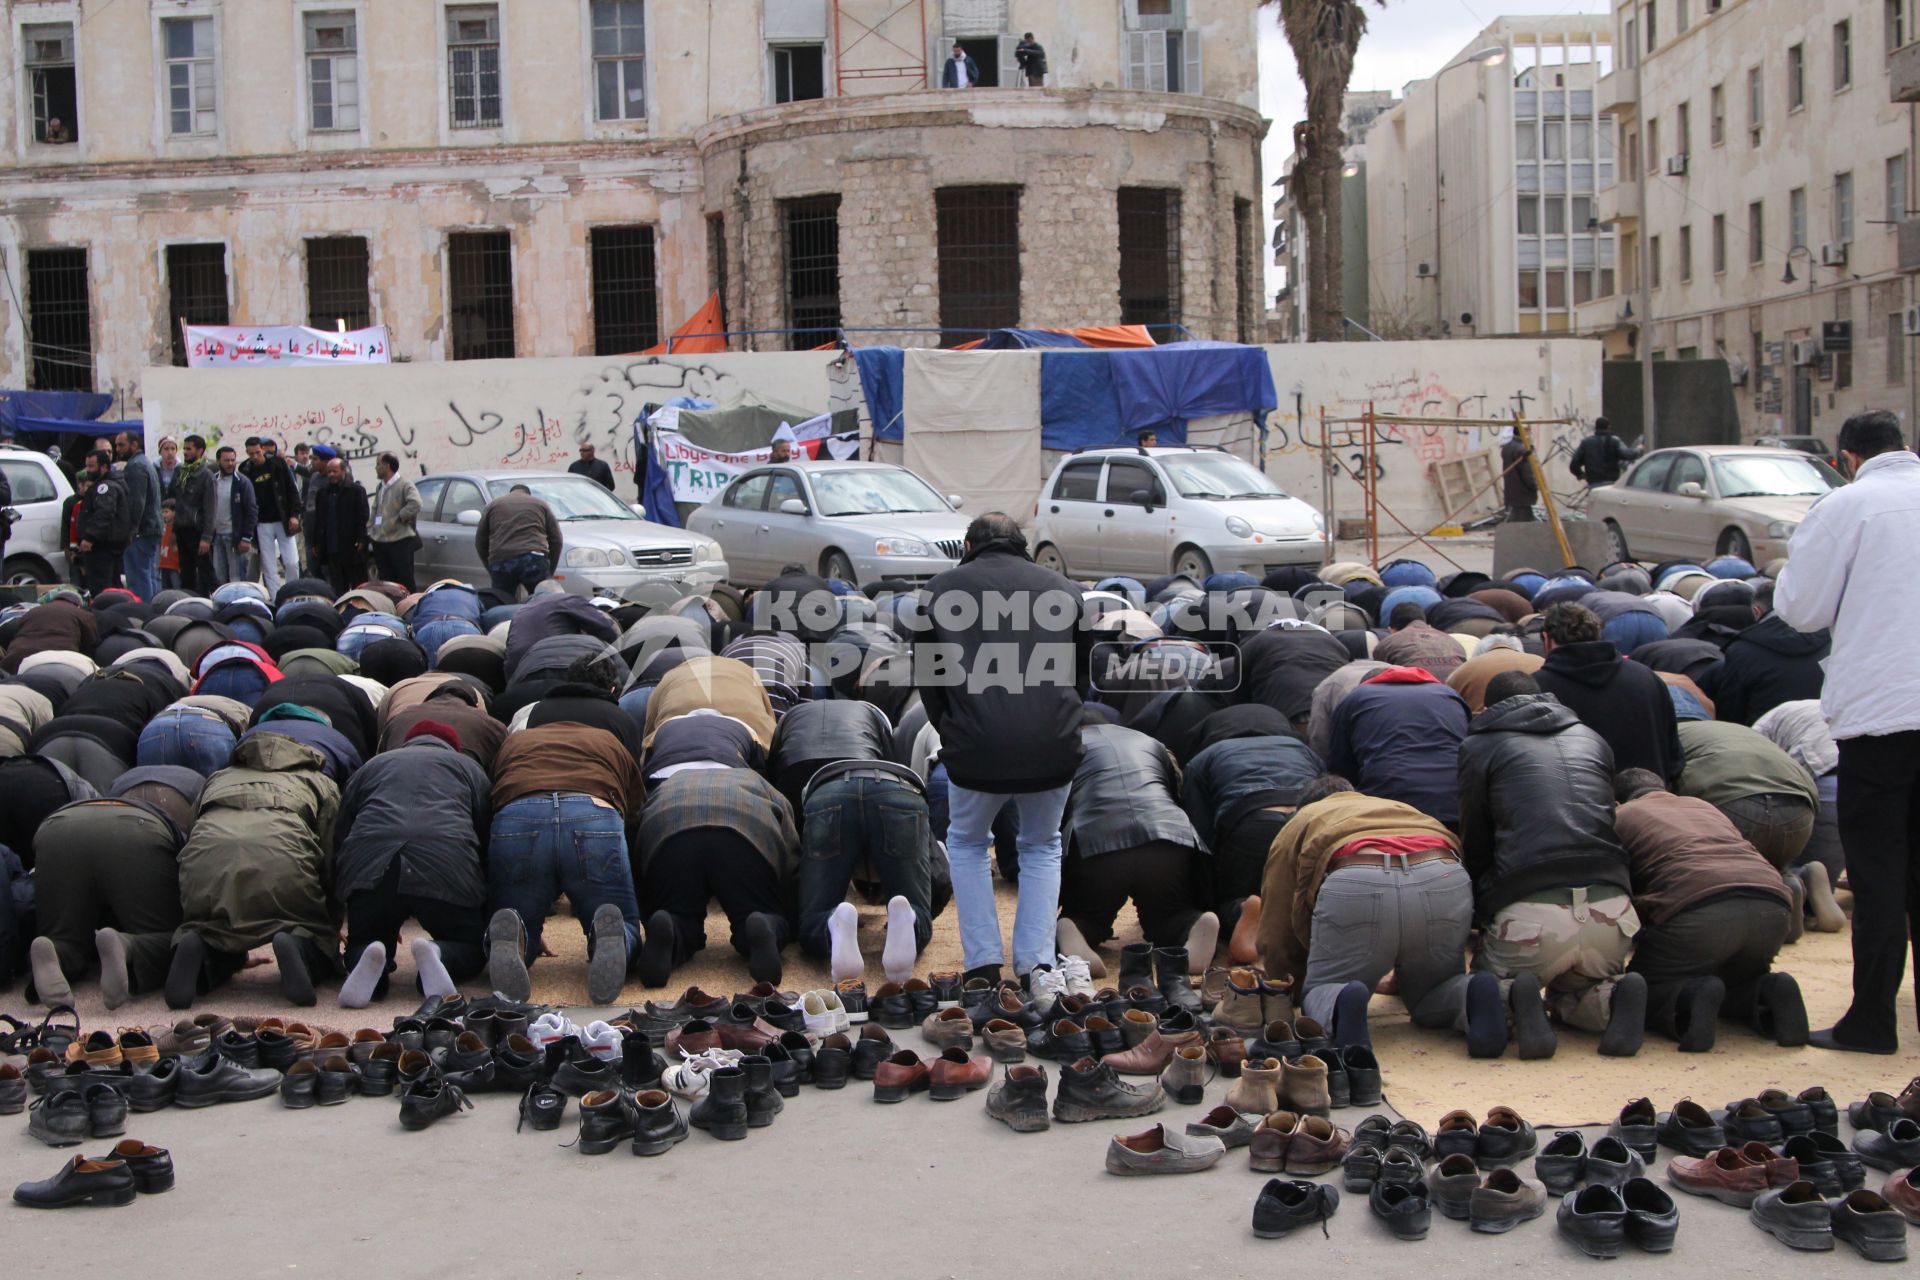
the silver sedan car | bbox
[1588,445,1845,565]
[687,461,970,587]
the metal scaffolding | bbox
[832,0,929,95]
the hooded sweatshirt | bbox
[1535,639,1682,784]
[1703,613,1829,726]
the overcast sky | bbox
[1258,0,1611,298]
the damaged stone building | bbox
[0,0,1267,406]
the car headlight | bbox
[1766,521,1797,539]
[1311,510,1327,532]
[1224,516,1254,539]
[563,548,610,568]
[874,536,932,557]
[605,548,628,566]
[694,543,713,564]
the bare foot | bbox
[1227,896,1262,965]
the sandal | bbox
[0,1012,34,1054]
[34,1006,80,1057]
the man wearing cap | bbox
[768,423,798,464]
[332,721,493,1008]
[240,437,302,595]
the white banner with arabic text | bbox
[183,325,391,369]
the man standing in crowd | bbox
[169,435,207,594]
[155,436,181,497]
[918,512,1083,986]
[240,437,302,594]
[569,442,616,491]
[1534,601,1681,784]
[114,430,163,601]
[1776,409,1920,1055]
[1501,428,1538,522]
[1014,32,1047,86]
[368,453,422,592]
[474,483,564,601]
[941,40,979,88]
[73,449,130,596]
[311,456,370,594]
[291,442,316,572]
[194,444,254,591]
[1568,416,1640,488]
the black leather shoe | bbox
[1117,942,1154,992]
[396,1049,436,1087]
[1853,1118,1920,1172]
[1153,946,1201,1015]
[174,1056,280,1108]
[315,1057,354,1106]
[255,1026,300,1071]
[1026,1018,1092,1063]
[1849,1091,1906,1134]
[1343,1117,1390,1191]
[1610,1097,1658,1159]
[1749,1180,1832,1251]
[810,1034,853,1090]
[1249,1020,1299,1064]
[397,1078,471,1131]
[124,1058,180,1113]
[1254,1178,1340,1238]
[491,1035,545,1093]
[1387,1119,1431,1159]
[355,1044,402,1097]
[1782,1131,1865,1195]
[848,1026,897,1081]
[619,1032,666,1090]
[388,1018,426,1053]
[929,972,962,1007]
[104,1140,173,1193]
[688,1065,749,1141]
[551,1054,616,1098]
[759,1000,806,1034]
[631,1089,688,1156]
[1559,1184,1629,1258]
[517,1080,568,1132]
[84,1082,125,1138]
[215,1029,260,1068]
[27,1092,90,1147]
[1622,1177,1678,1251]
[1797,1086,1840,1137]
[760,1042,802,1098]
[1369,1178,1432,1239]
[1757,1088,1815,1138]
[576,1089,636,1154]
[868,983,914,1029]
[904,978,939,1021]
[1535,1130,1587,1196]
[1377,1148,1423,1188]
[1721,1097,1786,1147]
[740,1054,783,1127]
[432,1032,497,1092]
[968,985,1042,1032]
[1343,1045,1383,1107]
[1319,1045,1350,1110]
[11,1154,137,1208]
[422,1017,463,1053]
[280,1061,321,1109]
[1475,1107,1537,1167]
[1123,984,1168,1018]
[1657,1100,1725,1156]
[1293,1016,1330,1056]
[1829,1189,1908,1262]
[1584,1136,1645,1190]
[774,1031,814,1084]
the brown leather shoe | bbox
[1285,1115,1354,1175]
[347,1029,387,1066]
[1101,1025,1201,1076]
[663,1019,723,1058]
[1115,1008,1157,1048]
[1259,974,1295,1026]
[920,1007,975,1051]
[716,1018,781,1054]
[1214,967,1267,1033]
[1226,1057,1281,1115]
[927,1048,992,1100]
[308,1031,350,1063]
[1160,1045,1211,1105]
[1280,1054,1331,1118]
[1248,1110,1301,1172]
[1667,1147,1772,1207]
[1206,1027,1247,1078]
[981,1019,1028,1063]
[1739,1141,1801,1188]
[872,1050,930,1102]
[1882,1166,1920,1224]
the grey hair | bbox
[1473,634,1524,656]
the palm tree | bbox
[1271,0,1378,341]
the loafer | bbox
[280,1061,321,1109]
[757,999,806,1035]
[1721,1097,1786,1147]
[927,1048,992,1101]
[123,1058,180,1113]
[1253,1178,1340,1238]
[1369,1178,1432,1239]
[920,1007,975,1051]
[1667,1147,1767,1206]
[1342,1045,1382,1107]
[1101,1026,1201,1076]
[355,1044,403,1097]
[1854,1118,1920,1172]
[1737,1140,1801,1189]
[1829,1189,1907,1262]
[1434,1108,1478,1160]
[1471,1168,1547,1234]
[810,1034,853,1090]
[848,1026,897,1081]
[1750,1180,1833,1251]
[576,1089,636,1155]
[173,1056,280,1108]
[1783,1131,1865,1196]
[662,1019,723,1059]
[868,982,915,1029]
[1248,1110,1300,1174]
[1610,1096,1659,1160]
[1187,1104,1259,1150]
[643,986,728,1027]
[346,1029,388,1066]
[397,1078,471,1131]
[980,1019,1029,1064]
[315,1056,355,1106]
[984,1064,1051,1132]
[631,1089,688,1156]
[1622,1176,1679,1251]
[1849,1091,1905,1134]
[903,978,939,1021]
[1797,1086,1840,1138]
[1084,1016,1125,1059]
[759,1041,803,1098]
[1285,1116,1353,1176]
[27,1092,91,1147]
[1879,1166,1920,1226]
[1584,1135,1645,1190]
[1658,1099,1726,1157]
[1430,1153,1481,1221]
[105,1140,173,1194]
[1053,1057,1165,1124]
[11,1155,137,1208]
[551,1055,617,1098]
[1475,1106,1537,1167]
[1534,1130,1587,1196]
[1026,1018,1091,1063]
[871,1050,930,1103]
[517,1080,568,1132]
[1558,1183,1629,1258]
[1105,1122,1224,1175]
[1757,1088,1815,1139]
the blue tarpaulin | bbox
[853,347,905,442]
[1039,352,1185,451]
[0,390,113,434]
[1107,343,1278,431]
[977,329,1091,350]
[13,416,142,439]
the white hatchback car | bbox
[1031,447,1328,580]
[0,444,76,586]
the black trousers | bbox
[1834,731,1920,1048]
[80,546,121,595]
[174,529,203,595]
[322,553,365,595]
[1216,808,1291,910]
[343,859,487,1002]
[640,828,791,965]
[1628,893,1792,1036]
[185,933,339,996]
[372,539,416,594]
[1059,839,1204,949]
[33,823,180,995]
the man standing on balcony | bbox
[941,41,979,89]
[1015,34,1047,87]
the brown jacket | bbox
[490,723,645,822]
[473,490,564,566]
[1372,622,1467,679]
[1446,649,1545,713]
[642,655,778,749]
[1614,790,1792,926]
[1256,790,1459,984]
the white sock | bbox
[828,902,865,983]
[338,941,386,1009]
[882,895,918,984]
[410,937,456,1000]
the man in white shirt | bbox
[1776,409,1920,1055]
[941,42,978,89]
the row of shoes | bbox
[1607,1090,1920,1171]
[11,1141,174,1209]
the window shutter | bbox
[999,35,1020,85]
[1181,28,1202,96]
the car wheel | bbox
[1173,545,1213,580]
[3,555,55,588]
[1034,542,1066,574]
[821,549,857,585]
[1716,528,1754,563]
[1603,520,1631,564]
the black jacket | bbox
[1237,625,1352,725]
[1501,435,1538,509]
[312,478,369,560]
[1704,613,1829,726]
[1568,431,1640,485]
[1327,673,1470,826]
[1180,706,1324,848]
[769,699,894,813]
[1456,693,1629,920]
[1535,639,1682,783]
[568,458,617,491]
[334,738,492,906]
[1628,638,1725,686]
[75,471,131,549]
[1063,724,1202,858]
[917,540,1084,793]
[523,683,645,764]
[241,456,301,525]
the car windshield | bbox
[486,476,637,520]
[1159,453,1285,500]
[1711,454,1843,499]
[812,469,949,516]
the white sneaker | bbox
[663,1048,743,1100]
[1058,953,1096,997]
[579,1020,623,1061]
[1027,963,1070,1015]
[802,990,849,1040]
[526,1012,579,1050]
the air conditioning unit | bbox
[1903,304,1920,337]
[1791,339,1821,366]
[1819,242,1849,267]
[1416,262,1435,278]
[1663,154,1689,176]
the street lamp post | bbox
[1431,45,1508,332]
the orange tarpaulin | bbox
[639,293,727,355]
[949,325,1159,350]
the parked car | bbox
[1753,434,1837,468]
[0,444,77,586]
[1588,445,1845,564]
[413,470,726,596]
[1031,447,1328,580]
[687,461,969,587]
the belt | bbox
[1326,847,1458,871]
[802,759,927,805]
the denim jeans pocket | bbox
[488,828,543,887]
[803,802,843,861]
[876,800,928,863]
[571,828,631,887]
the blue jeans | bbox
[798,776,934,958]
[488,552,552,599]
[944,782,1069,974]
[123,535,160,602]
[205,533,245,588]
[486,793,640,966]
[136,707,236,777]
